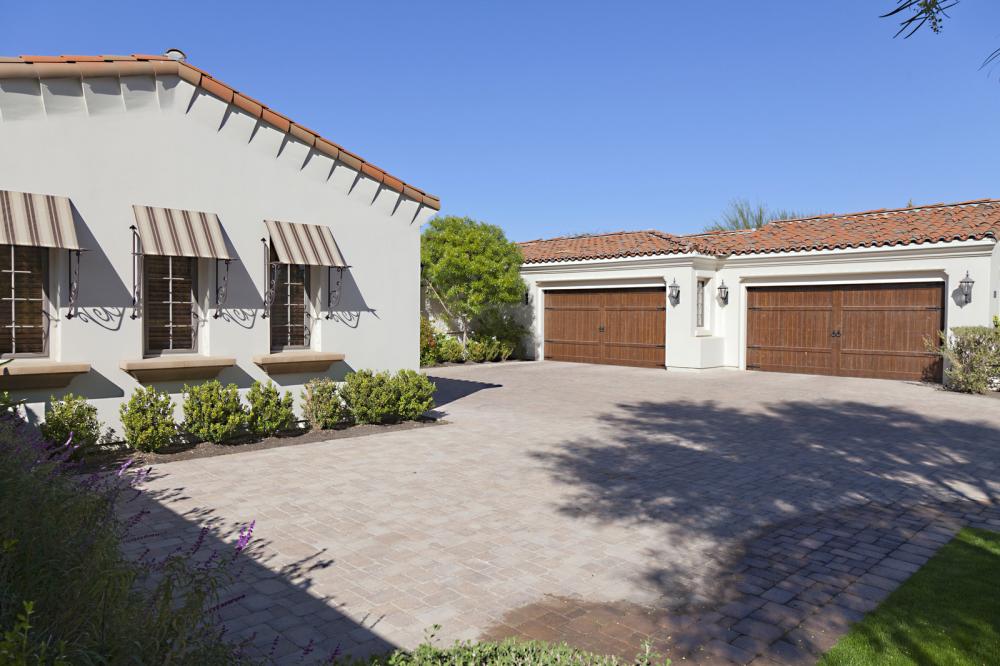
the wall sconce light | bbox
[717,280,729,305]
[668,279,681,304]
[959,271,975,304]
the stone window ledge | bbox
[0,360,91,390]
[120,356,236,383]
[252,351,345,374]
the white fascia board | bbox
[720,238,996,267]
[520,252,708,274]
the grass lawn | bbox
[819,527,1000,666]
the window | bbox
[696,278,708,328]
[270,260,310,351]
[145,255,197,354]
[0,245,48,357]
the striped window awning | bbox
[132,205,231,260]
[0,189,81,250]
[265,220,347,267]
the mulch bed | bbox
[83,418,445,470]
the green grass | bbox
[819,527,1000,666]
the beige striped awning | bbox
[132,205,231,260]
[0,189,81,250]
[265,220,347,267]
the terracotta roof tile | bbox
[520,200,1000,263]
[0,53,439,210]
[520,230,704,264]
[685,199,1000,255]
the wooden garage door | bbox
[746,283,944,381]
[544,288,665,368]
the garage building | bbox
[519,201,1000,381]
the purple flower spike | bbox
[116,457,134,477]
[235,520,256,553]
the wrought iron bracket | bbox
[213,258,232,318]
[324,266,349,319]
[261,238,277,319]
[129,225,143,320]
[65,248,84,319]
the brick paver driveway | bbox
[128,362,1000,663]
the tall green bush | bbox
[473,305,527,357]
[182,381,247,444]
[420,316,439,367]
[246,381,295,436]
[939,326,1000,393]
[39,394,104,458]
[120,386,176,452]
[301,378,348,430]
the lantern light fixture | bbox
[959,271,975,304]
[717,280,729,304]
[668,278,681,304]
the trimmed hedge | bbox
[359,637,667,665]
[342,370,436,424]
[182,380,247,444]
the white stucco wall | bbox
[521,239,999,372]
[0,72,436,430]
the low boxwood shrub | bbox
[0,412,250,663]
[394,370,436,421]
[498,340,515,361]
[39,393,107,458]
[437,336,465,363]
[465,338,490,363]
[302,377,349,430]
[182,380,247,444]
[342,370,397,424]
[365,637,666,665]
[120,386,176,452]
[247,380,295,436]
[939,326,1000,393]
[342,370,437,424]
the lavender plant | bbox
[0,411,256,663]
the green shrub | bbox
[498,340,515,361]
[394,370,436,421]
[437,336,465,363]
[342,369,437,424]
[302,378,348,430]
[119,386,176,452]
[465,338,490,363]
[182,381,247,444]
[39,394,102,458]
[246,381,295,436]
[939,326,1000,393]
[342,370,397,424]
[364,636,667,665]
[420,316,439,367]
[473,305,527,358]
[0,413,246,663]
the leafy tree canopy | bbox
[704,199,814,232]
[421,216,525,323]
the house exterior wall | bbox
[0,72,436,430]
[521,239,998,372]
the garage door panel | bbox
[544,288,665,368]
[747,283,943,382]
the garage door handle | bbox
[831,330,841,337]
[598,325,605,333]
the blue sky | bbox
[7,1,1000,240]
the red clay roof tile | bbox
[1,53,439,210]
[520,200,1000,263]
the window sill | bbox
[252,351,345,374]
[0,360,91,390]
[120,356,236,383]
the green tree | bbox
[421,216,525,335]
[704,199,813,232]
